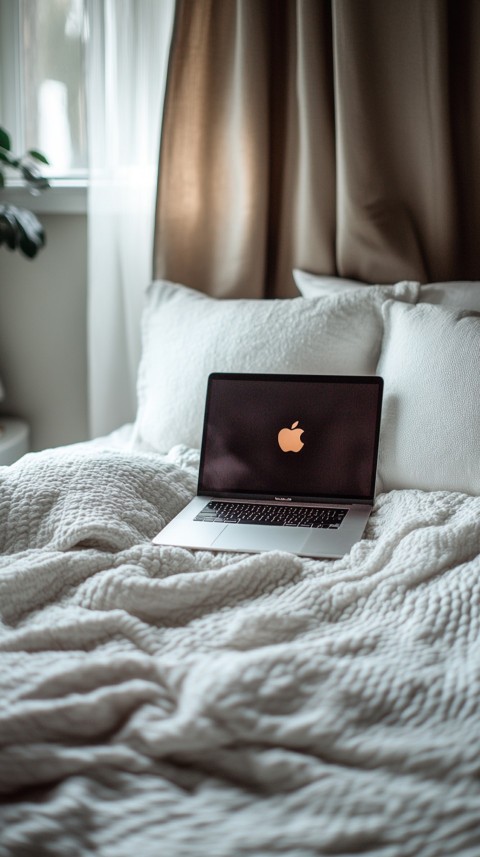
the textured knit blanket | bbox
[1,447,480,857]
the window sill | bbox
[0,180,88,215]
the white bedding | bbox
[1,444,480,855]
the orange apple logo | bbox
[278,420,304,452]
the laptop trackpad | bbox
[212,524,307,553]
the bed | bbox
[1,275,480,856]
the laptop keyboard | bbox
[194,501,347,529]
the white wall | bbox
[0,213,89,451]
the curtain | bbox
[154,0,480,298]
[86,0,175,437]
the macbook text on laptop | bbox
[153,373,383,558]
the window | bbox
[0,0,88,208]
[21,0,88,178]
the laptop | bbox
[153,373,383,559]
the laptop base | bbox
[153,497,372,559]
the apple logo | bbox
[278,420,304,452]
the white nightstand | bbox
[0,418,30,466]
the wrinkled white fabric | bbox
[1,446,480,856]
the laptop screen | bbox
[198,374,383,503]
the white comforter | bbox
[1,446,480,856]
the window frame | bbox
[0,0,88,214]
[0,0,23,147]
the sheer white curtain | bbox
[86,0,175,438]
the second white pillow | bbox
[377,300,480,494]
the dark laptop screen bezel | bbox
[197,373,384,505]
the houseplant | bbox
[0,126,50,259]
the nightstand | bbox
[0,418,30,466]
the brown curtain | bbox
[153,0,480,298]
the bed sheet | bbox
[1,443,480,856]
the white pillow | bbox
[293,269,480,312]
[419,281,480,312]
[134,280,402,452]
[293,269,365,297]
[293,268,420,302]
[376,301,480,494]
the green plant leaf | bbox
[0,203,46,258]
[0,127,11,151]
[0,148,20,167]
[0,128,49,256]
[27,149,49,165]
[20,164,50,190]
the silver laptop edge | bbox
[153,373,383,559]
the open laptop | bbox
[153,373,383,558]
